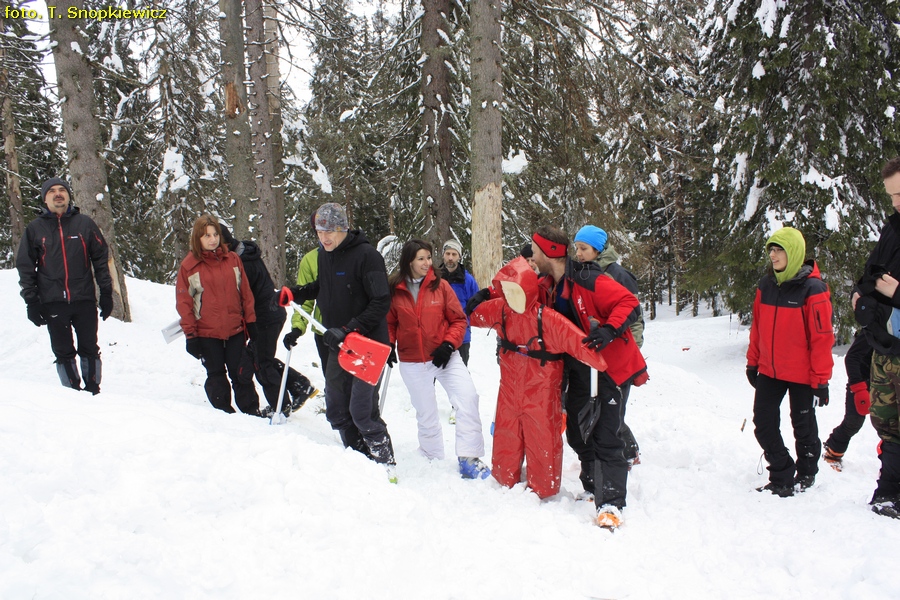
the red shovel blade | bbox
[337,332,391,386]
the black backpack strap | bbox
[497,305,564,364]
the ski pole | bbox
[378,365,392,413]
[270,346,292,426]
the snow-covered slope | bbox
[0,269,895,599]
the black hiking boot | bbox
[794,474,815,492]
[757,482,794,497]
[870,492,900,519]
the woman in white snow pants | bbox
[398,352,482,459]
[387,239,490,478]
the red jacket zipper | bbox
[58,214,72,302]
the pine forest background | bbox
[3,0,900,342]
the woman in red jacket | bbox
[747,227,834,497]
[175,214,261,415]
[387,239,489,479]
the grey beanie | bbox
[443,239,463,257]
[41,177,73,203]
[315,203,349,232]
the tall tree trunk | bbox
[245,0,285,284]
[49,0,130,321]
[219,0,256,240]
[469,0,503,287]
[421,0,453,251]
[0,10,23,252]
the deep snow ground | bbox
[0,269,897,600]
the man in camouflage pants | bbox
[853,156,900,519]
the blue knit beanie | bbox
[574,225,608,253]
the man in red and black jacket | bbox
[531,225,648,528]
[16,178,113,394]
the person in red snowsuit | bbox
[469,257,608,499]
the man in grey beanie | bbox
[17,177,113,394]
[439,239,479,366]
[281,202,398,481]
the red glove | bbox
[850,381,870,416]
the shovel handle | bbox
[289,301,327,336]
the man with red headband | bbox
[532,225,647,528]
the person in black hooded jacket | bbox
[16,177,113,394]
[219,226,318,416]
[281,203,396,480]
[851,156,900,518]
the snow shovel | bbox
[288,302,391,386]
[269,346,292,425]
[576,368,603,441]
[161,319,183,344]
[378,365,392,413]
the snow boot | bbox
[756,482,794,497]
[823,446,844,472]
[56,358,82,390]
[458,457,491,480]
[870,492,900,519]
[595,505,623,529]
[794,474,815,492]
[385,463,398,484]
[287,379,318,412]
[80,355,101,395]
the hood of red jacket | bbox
[492,257,539,313]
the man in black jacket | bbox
[852,157,900,518]
[282,203,397,480]
[16,178,113,394]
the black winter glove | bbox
[746,366,759,389]
[813,384,829,407]
[283,327,302,350]
[582,324,617,350]
[465,288,491,316]
[186,337,202,360]
[324,326,350,351]
[431,342,455,369]
[99,294,113,321]
[246,322,259,341]
[26,303,46,327]
[387,347,398,368]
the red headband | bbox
[532,233,567,259]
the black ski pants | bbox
[753,373,821,486]
[566,361,628,508]
[824,384,867,454]
[44,300,100,362]
[324,347,394,464]
[565,361,639,465]
[198,333,260,415]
